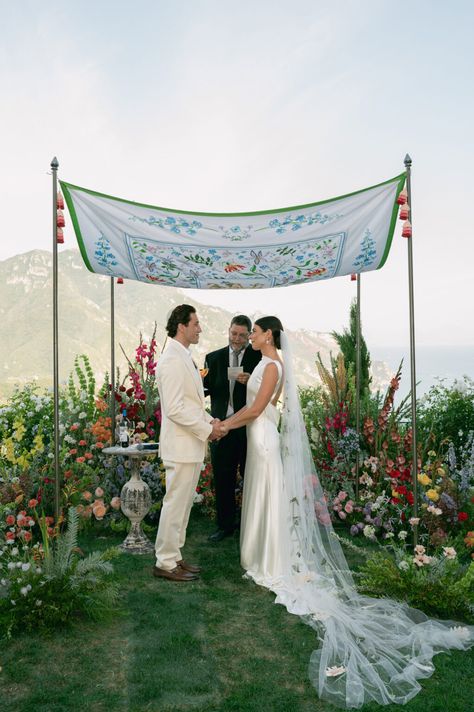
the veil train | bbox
[271,331,474,709]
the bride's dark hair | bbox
[254,316,284,349]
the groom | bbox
[153,304,221,582]
[204,315,261,541]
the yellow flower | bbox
[427,450,437,458]
[13,423,26,442]
[437,467,445,476]
[426,489,440,502]
[32,434,44,453]
[418,473,432,486]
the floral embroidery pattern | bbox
[352,229,377,270]
[94,232,118,272]
[127,232,345,289]
[219,225,253,241]
[129,215,203,236]
[267,209,343,235]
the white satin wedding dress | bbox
[240,340,474,709]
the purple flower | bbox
[350,525,359,536]
[373,517,382,528]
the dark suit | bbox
[203,344,261,533]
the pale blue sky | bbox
[1,0,473,347]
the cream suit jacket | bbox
[157,339,213,463]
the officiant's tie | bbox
[229,348,244,411]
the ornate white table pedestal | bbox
[103,446,159,554]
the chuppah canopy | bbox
[60,173,406,289]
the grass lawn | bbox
[0,511,473,712]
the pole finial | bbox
[404,154,412,168]
[51,156,59,169]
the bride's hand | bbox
[219,423,230,436]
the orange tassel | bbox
[397,188,408,205]
[117,277,124,284]
[399,203,410,220]
[57,192,65,210]
[56,209,65,227]
[402,220,412,238]
[56,227,64,244]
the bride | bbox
[219,316,474,709]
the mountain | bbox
[0,250,392,401]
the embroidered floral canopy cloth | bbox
[61,173,405,290]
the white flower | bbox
[193,493,204,504]
[11,600,16,605]
[398,531,408,540]
[363,525,375,539]
[0,578,6,585]
[427,505,442,516]
[11,547,19,557]
[398,560,410,571]
[442,547,457,560]
[78,412,87,419]
[20,586,29,596]
[414,544,426,555]
[451,626,470,640]
[409,517,420,526]
[384,532,395,539]
[16,561,22,568]
[35,599,42,606]
[21,563,31,572]
[7,562,15,570]
[325,665,346,677]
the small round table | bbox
[103,445,159,554]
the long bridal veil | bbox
[276,331,473,709]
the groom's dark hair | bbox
[166,304,196,337]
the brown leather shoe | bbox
[177,559,201,573]
[152,565,198,581]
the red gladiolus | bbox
[69,448,77,455]
[6,514,15,526]
[406,492,415,505]
[78,440,87,446]
[6,531,16,540]
[23,530,32,542]
[64,469,73,479]
[458,512,468,522]
[76,456,86,463]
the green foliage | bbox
[331,299,371,395]
[66,354,97,424]
[0,507,120,637]
[417,377,474,455]
[358,549,474,623]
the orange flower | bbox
[78,440,87,446]
[69,448,78,455]
[28,498,38,508]
[83,491,92,501]
[84,452,93,460]
[224,263,245,273]
[92,502,107,520]
[95,398,108,412]
[76,456,86,463]
[305,267,326,278]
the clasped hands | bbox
[208,418,230,441]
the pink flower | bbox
[338,511,347,520]
[344,501,354,514]
[110,496,121,510]
[338,491,348,501]
[95,487,104,498]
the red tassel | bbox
[402,220,412,238]
[56,227,64,244]
[399,203,410,220]
[57,192,65,210]
[350,273,357,281]
[397,188,408,205]
[56,209,65,227]
[117,277,124,284]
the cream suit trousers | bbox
[155,460,202,570]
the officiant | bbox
[203,315,261,542]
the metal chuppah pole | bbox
[355,273,361,500]
[51,157,61,521]
[404,153,419,543]
[110,276,116,442]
